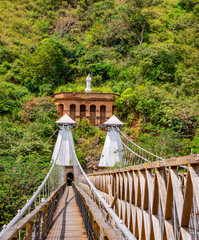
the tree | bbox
[21,38,73,94]
[122,0,155,48]
[0,81,28,115]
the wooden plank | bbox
[162,220,175,240]
[146,169,153,212]
[122,201,127,226]
[105,192,118,224]
[156,168,167,216]
[139,170,146,209]
[108,184,112,205]
[141,210,150,240]
[152,173,159,215]
[165,171,173,220]
[104,175,107,194]
[117,199,122,219]
[1,182,66,240]
[106,175,109,194]
[110,174,114,195]
[136,207,142,239]
[119,173,124,200]
[181,170,192,227]
[189,165,199,209]
[124,173,129,202]
[150,215,161,240]
[132,171,138,207]
[169,168,183,224]
[179,227,191,240]
[99,175,102,190]
[143,171,148,211]
[127,171,133,204]
[133,206,139,239]
[126,203,131,231]
[96,176,99,190]
[137,173,141,207]
[110,193,118,209]
[103,175,106,193]
[131,204,136,236]
[116,173,120,201]
[25,220,33,240]
[45,186,87,240]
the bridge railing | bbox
[0,134,65,238]
[88,154,199,240]
[71,133,136,240]
[72,182,123,240]
[0,182,66,240]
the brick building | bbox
[54,92,116,125]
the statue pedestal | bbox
[85,88,92,93]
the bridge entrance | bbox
[67,172,74,186]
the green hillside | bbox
[0,0,199,226]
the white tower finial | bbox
[85,74,92,93]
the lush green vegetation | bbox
[0,96,58,226]
[0,0,198,227]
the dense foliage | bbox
[0,0,198,227]
[0,96,58,226]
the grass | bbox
[54,83,113,94]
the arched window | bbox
[90,105,96,125]
[70,104,76,120]
[58,104,64,116]
[100,105,106,125]
[80,104,86,121]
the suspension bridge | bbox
[0,114,198,240]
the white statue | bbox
[85,74,92,93]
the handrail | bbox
[0,182,66,240]
[88,154,199,175]
[87,154,199,240]
[70,133,136,240]
[73,183,121,240]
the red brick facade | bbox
[54,92,116,125]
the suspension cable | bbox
[0,128,63,237]
[112,127,151,163]
[70,133,136,240]
[45,128,58,143]
[115,127,187,170]
[116,126,164,160]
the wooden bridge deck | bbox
[46,186,87,240]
